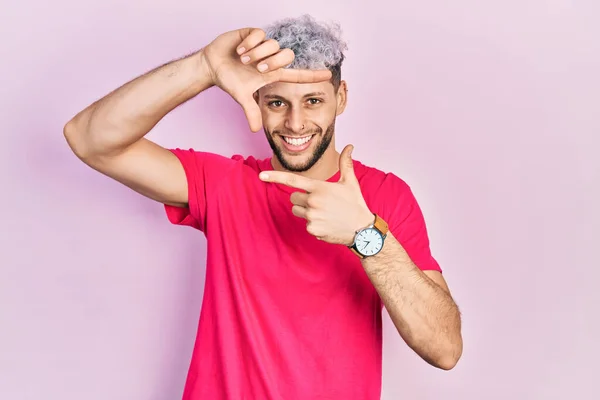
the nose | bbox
[284,107,307,134]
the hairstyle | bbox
[264,14,348,91]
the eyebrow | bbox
[263,92,327,101]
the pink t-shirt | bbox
[164,148,441,400]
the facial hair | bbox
[265,120,336,172]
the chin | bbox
[276,147,318,172]
[282,158,314,173]
[265,123,335,172]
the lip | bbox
[280,134,315,153]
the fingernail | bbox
[257,63,268,72]
[241,56,250,63]
[259,172,269,180]
[237,47,245,55]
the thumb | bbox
[339,144,358,184]
[239,94,263,133]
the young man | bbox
[64,14,462,400]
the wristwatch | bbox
[349,213,389,258]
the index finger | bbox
[278,68,332,83]
[236,28,266,55]
[259,171,320,192]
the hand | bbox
[259,145,375,246]
[201,28,333,132]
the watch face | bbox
[355,228,384,256]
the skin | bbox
[64,26,462,371]
[254,80,347,180]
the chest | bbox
[205,176,376,306]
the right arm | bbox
[63,50,213,208]
[63,28,332,209]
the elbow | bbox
[64,113,124,162]
[436,353,460,371]
[435,341,463,371]
[404,328,464,371]
[63,118,88,160]
[64,116,99,162]
[414,332,462,371]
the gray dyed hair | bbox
[264,14,348,90]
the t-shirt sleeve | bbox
[381,175,442,273]
[163,148,237,232]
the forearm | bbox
[362,233,462,370]
[64,50,212,158]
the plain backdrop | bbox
[1,0,599,399]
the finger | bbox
[239,39,281,67]
[259,171,319,192]
[277,68,332,83]
[291,205,308,219]
[236,28,266,55]
[290,191,309,207]
[338,144,357,184]
[305,221,322,238]
[238,94,263,133]
[252,48,295,73]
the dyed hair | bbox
[264,14,348,91]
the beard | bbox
[264,120,336,172]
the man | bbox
[64,14,462,400]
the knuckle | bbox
[279,48,295,61]
[306,195,319,208]
[285,177,297,186]
[266,38,280,49]
[304,209,315,220]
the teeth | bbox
[284,136,312,146]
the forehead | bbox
[259,81,334,99]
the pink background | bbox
[2,1,599,399]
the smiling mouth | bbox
[282,135,314,146]
[279,134,316,152]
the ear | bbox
[336,80,348,116]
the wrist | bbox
[348,212,389,258]
[357,210,376,231]
[187,49,216,93]
[345,210,374,247]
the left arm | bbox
[258,145,463,369]
[362,232,462,370]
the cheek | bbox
[315,115,336,134]
[261,110,284,126]
[261,118,277,133]
[315,107,337,124]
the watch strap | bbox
[372,214,389,237]
[350,246,364,259]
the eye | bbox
[268,100,285,108]
[307,98,322,105]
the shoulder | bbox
[169,148,270,173]
[234,154,272,173]
[354,160,422,226]
[354,160,412,199]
